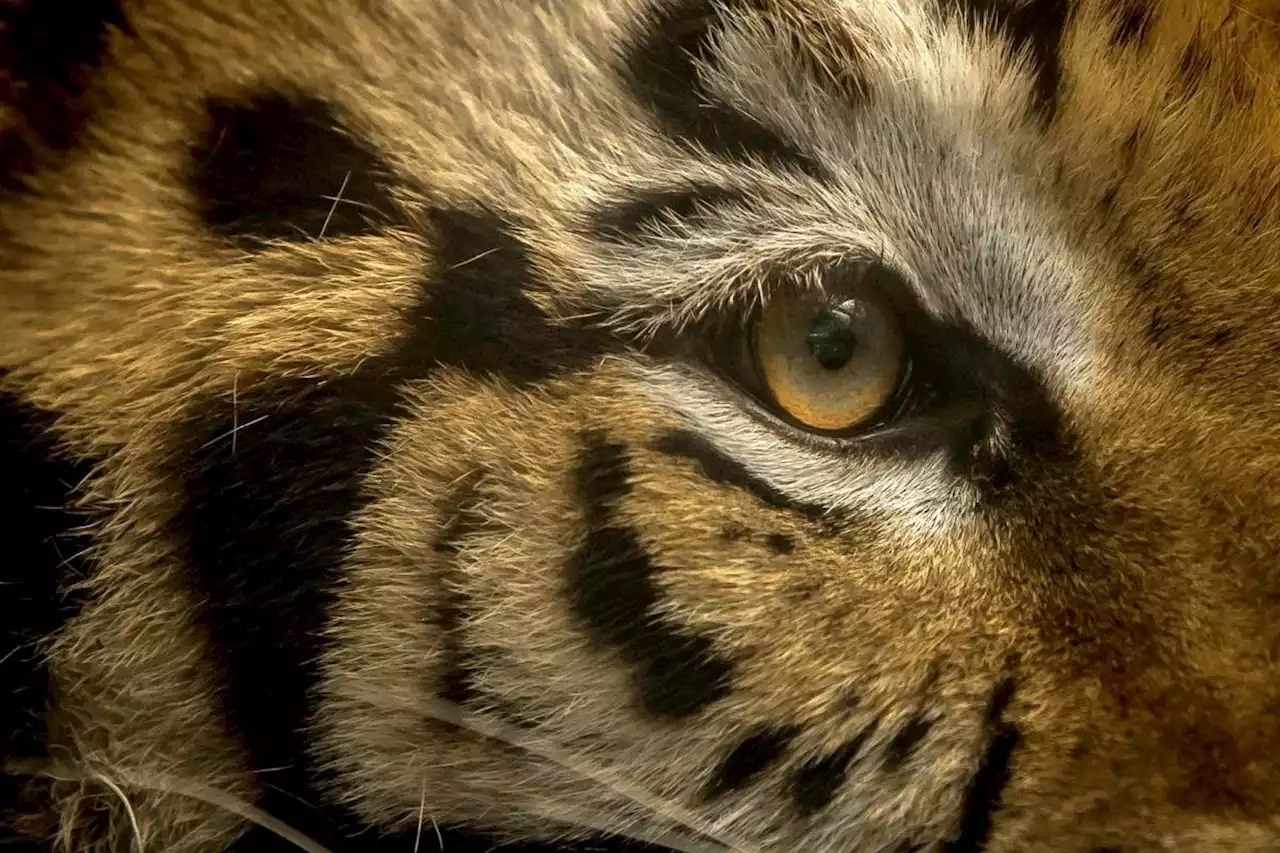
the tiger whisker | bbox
[512,797,738,853]
[11,761,336,853]
[418,697,762,853]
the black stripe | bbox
[619,0,826,176]
[788,719,879,817]
[170,207,609,843]
[702,725,800,800]
[0,386,97,843]
[591,182,750,243]
[764,532,794,554]
[1109,0,1154,51]
[1175,35,1210,94]
[188,93,412,248]
[942,0,1073,124]
[942,677,1021,853]
[651,428,833,522]
[567,430,734,719]
[0,0,130,195]
[882,713,937,770]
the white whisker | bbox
[413,776,426,853]
[516,798,735,853]
[12,762,336,853]
[318,171,352,240]
[97,773,145,853]
[418,698,761,853]
[446,247,501,270]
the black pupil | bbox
[806,305,859,370]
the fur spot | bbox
[0,387,97,838]
[0,0,130,194]
[652,428,832,521]
[188,93,409,247]
[567,430,734,719]
[720,521,751,541]
[784,578,822,602]
[1097,186,1118,217]
[882,713,937,770]
[702,725,800,800]
[1175,35,1211,94]
[764,532,795,554]
[942,0,1074,124]
[1120,127,1141,169]
[591,182,750,243]
[788,720,879,816]
[619,0,825,176]
[1109,0,1154,51]
[431,471,489,706]
[942,677,1021,853]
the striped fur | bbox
[1,1,1279,851]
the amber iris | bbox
[754,286,905,432]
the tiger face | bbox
[1,1,1278,852]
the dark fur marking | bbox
[620,0,826,176]
[783,17,873,106]
[784,579,822,602]
[942,677,1021,853]
[652,428,832,522]
[1120,128,1141,168]
[942,0,1073,124]
[188,93,409,247]
[1097,186,1118,217]
[1176,35,1211,93]
[0,387,97,841]
[789,719,879,817]
[172,208,607,839]
[424,209,612,383]
[764,532,795,554]
[431,471,489,706]
[1146,305,1175,347]
[1169,191,1201,233]
[0,0,130,195]
[174,374,399,844]
[720,521,751,541]
[883,713,937,770]
[702,725,800,800]
[1109,0,1154,51]
[592,183,750,243]
[1246,180,1280,232]
[568,430,734,719]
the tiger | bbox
[1,0,1278,851]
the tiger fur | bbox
[1,0,1279,852]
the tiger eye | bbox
[754,286,905,433]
